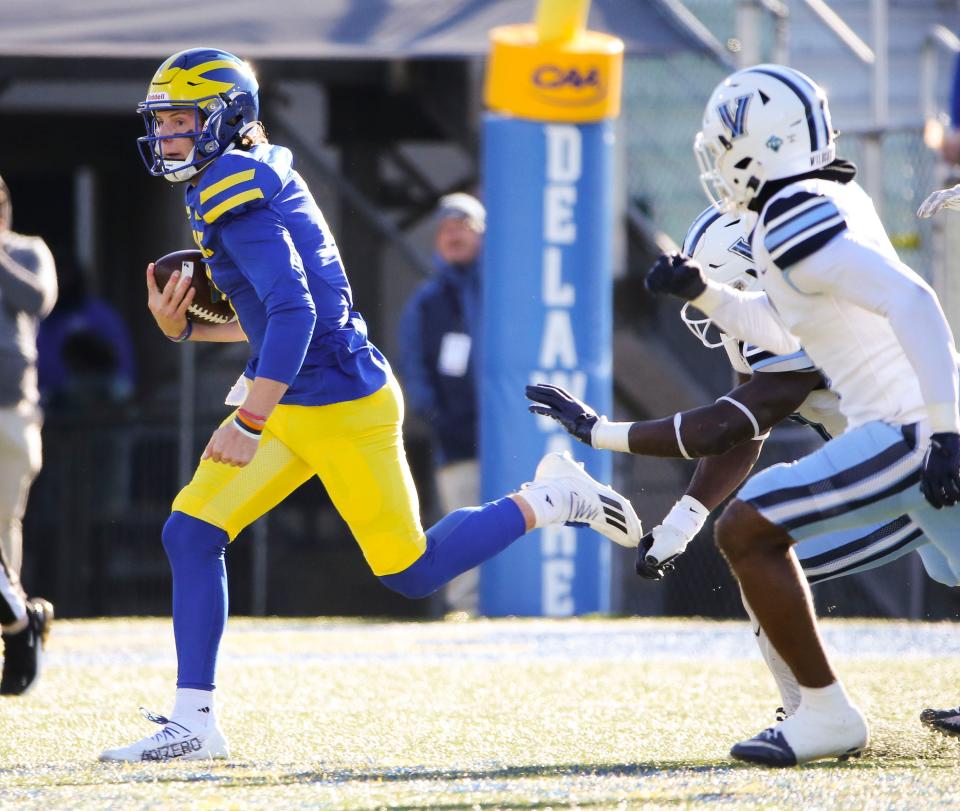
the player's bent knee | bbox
[715,499,789,563]
[377,536,441,600]
[162,511,228,565]
[378,565,436,600]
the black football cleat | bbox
[920,706,960,737]
[1,598,54,696]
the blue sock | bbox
[379,497,526,599]
[161,512,229,691]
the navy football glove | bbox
[645,252,708,301]
[526,383,598,446]
[921,432,960,509]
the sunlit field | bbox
[2,617,959,810]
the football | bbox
[152,249,235,325]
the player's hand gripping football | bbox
[635,495,710,580]
[526,383,599,446]
[920,432,960,509]
[146,262,196,339]
[645,252,708,301]
[917,184,960,219]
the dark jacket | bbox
[397,256,479,465]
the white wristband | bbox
[591,417,632,452]
[662,495,710,540]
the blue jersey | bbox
[184,144,388,406]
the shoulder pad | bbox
[761,188,846,270]
[196,151,283,225]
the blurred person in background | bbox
[0,174,57,695]
[398,193,484,616]
[37,254,135,413]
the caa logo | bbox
[531,65,606,107]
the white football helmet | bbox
[695,64,836,212]
[680,206,761,348]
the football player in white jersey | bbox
[529,206,959,729]
[642,65,959,767]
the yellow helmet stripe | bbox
[199,169,256,204]
[150,59,243,99]
[203,189,265,223]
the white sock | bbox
[741,591,801,715]
[517,482,564,528]
[798,681,853,716]
[171,688,216,729]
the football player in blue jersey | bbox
[642,64,959,767]
[99,48,643,762]
[529,205,959,728]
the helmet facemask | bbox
[680,303,735,349]
[694,131,742,213]
[138,95,247,182]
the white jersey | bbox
[743,178,957,431]
[722,340,847,439]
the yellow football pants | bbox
[172,375,427,576]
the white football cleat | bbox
[525,451,642,548]
[99,709,229,763]
[730,702,868,767]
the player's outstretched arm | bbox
[528,371,822,458]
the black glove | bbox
[526,383,598,445]
[645,252,708,301]
[921,432,960,509]
[635,530,681,580]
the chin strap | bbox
[161,148,200,183]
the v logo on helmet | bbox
[728,236,753,261]
[716,94,752,140]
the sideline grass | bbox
[1,617,959,810]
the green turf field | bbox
[1,617,959,810]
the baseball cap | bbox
[436,192,486,233]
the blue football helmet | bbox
[137,48,260,182]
